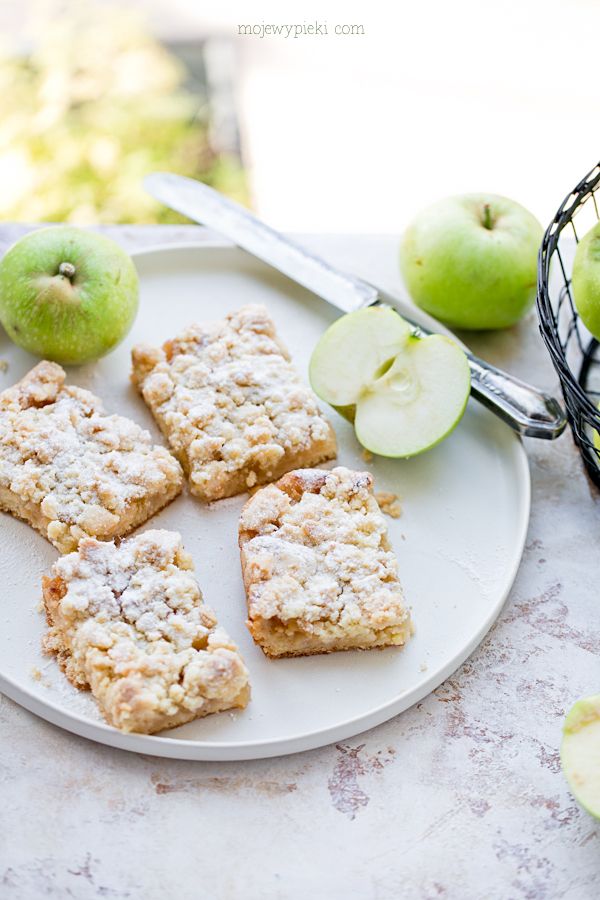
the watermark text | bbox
[237,22,365,39]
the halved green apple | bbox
[309,306,471,457]
[561,695,600,820]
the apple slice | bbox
[309,306,471,457]
[561,695,600,820]
[310,306,413,406]
[354,333,471,456]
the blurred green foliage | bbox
[0,1,247,223]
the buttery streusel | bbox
[131,305,337,502]
[238,466,412,658]
[42,529,250,733]
[0,361,183,552]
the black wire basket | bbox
[537,161,600,488]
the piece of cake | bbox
[0,361,183,553]
[42,530,250,733]
[131,304,337,502]
[238,466,412,658]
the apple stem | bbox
[58,262,76,280]
[482,204,494,230]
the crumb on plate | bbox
[375,491,402,518]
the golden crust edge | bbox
[41,567,250,734]
[131,346,338,503]
[238,467,411,660]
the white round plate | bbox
[0,243,530,760]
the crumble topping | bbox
[43,530,250,732]
[131,304,335,500]
[375,491,402,518]
[0,362,183,551]
[239,466,410,633]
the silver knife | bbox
[145,172,566,440]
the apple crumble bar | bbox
[0,361,183,553]
[42,529,250,733]
[131,304,337,502]
[238,466,413,658]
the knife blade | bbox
[145,172,376,313]
[144,172,567,440]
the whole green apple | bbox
[572,221,600,340]
[0,226,139,365]
[399,194,543,330]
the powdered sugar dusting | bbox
[239,466,412,655]
[0,361,183,551]
[44,529,250,733]
[131,304,335,501]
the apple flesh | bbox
[399,193,543,330]
[0,225,139,365]
[572,221,600,341]
[309,306,471,457]
[561,694,600,820]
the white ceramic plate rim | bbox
[0,240,531,760]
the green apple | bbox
[309,306,471,457]
[572,221,600,340]
[399,193,543,330]
[561,694,600,820]
[593,402,600,452]
[0,226,139,365]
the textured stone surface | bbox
[1,227,597,900]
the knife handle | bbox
[466,354,566,439]
[378,291,566,440]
